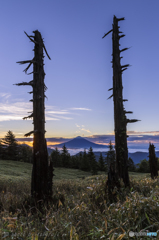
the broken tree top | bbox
[16,30,51,72]
[102,16,125,39]
[16,30,51,78]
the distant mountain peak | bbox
[52,136,107,149]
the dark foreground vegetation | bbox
[0,160,159,239]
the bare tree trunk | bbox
[103,16,139,188]
[149,143,158,179]
[112,16,130,187]
[15,30,53,202]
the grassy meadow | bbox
[0,160,159,239]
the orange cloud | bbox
[127,131,159,136]
[93,141,112,146]
[17,141,33,147]
[46,141,62,146]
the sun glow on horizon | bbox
[17,141,33,147]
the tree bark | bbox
[103,16,140,187]
[16,30,53,202]
[31,31,53,201]
[112,16,130,187]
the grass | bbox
[0,160,150,182]
[0,160,159,239]
[0,160,32,181]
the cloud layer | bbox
[1,93,159,151]
[14,132,159,151]
[0,93,92,122]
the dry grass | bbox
[0,160,159,239]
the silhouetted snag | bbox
[15,30,54,203]
[149,143,158,179]
[103,16,140,188]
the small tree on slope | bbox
[88,147,98,175]
[98,153,105,171]
[1,130,18,160]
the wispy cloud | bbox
[0,94,92,122]
[0,102,31,114]
[127,131,159,136]
[80,128,91,133]
[46,110,69,115]
[70,108,92,111]
[75,124,91,134]
[0,101,32,121]
[0,116,23,121]
[0,99,74,121]
[0,93,11,99]
[46,106,73,120]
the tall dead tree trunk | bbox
[103,16,140,187]
[149,143,158,179]
[15,30,53,202]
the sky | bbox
[0,0,159,151]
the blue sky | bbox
[0,0,159,151]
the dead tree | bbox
[15,30,53,202]
[149,143,158,179]
[103,16,140,187]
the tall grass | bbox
[0,161,159,239]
